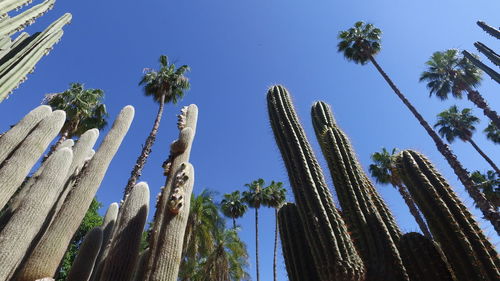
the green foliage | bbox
[471,170,500,209]
[419,49,482,100]
[434,105,479,143]
[220,190,247,228]
[242,179,269,209]
[56,198,103,281]
[263,181,286,209]
[337,21,382,64]
[484,121,500,144]
[369,147,401,186]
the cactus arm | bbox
[477,21,500,39]
[475,42,500,67]
[0,0,34,17]
[132,248,150,281]
[67,227,103,281]
[0,0,55,38]
[463,50,500,84]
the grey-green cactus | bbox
[278,203,321,281]
[90,202,119,281]
[477,21,500,39]
[463,50,500,84]
[267,85,365,281]
[311,101,408,281]
[474,42,500,67]
[0,147,73,281]
[0,0,36,16]
[67,227,103,281]
[0,0,55,38]
[16,105,134,281]
[99,182,149,281]
[143,105,198,281]
[395,150,500,281]
[132,248,150,281]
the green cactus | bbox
[0,0,55,38]
[462,50,500,84]
[132,248,150,281]
[90,202,119,281]
[143,105,198,281]
[67,227,103,281]
[267,85,365,281]
[311,101,408,281]
[395,150,500,281]
[0,147,73,280]
[398,232,456,281]
[0,110,65,210]
[278,203,321,281]
[477,21,500,39]
[474,42,500,67]
[0,0,36,16]
[16,105,134,281]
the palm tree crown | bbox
[434,105,479,143]
[369,147,401,187]
[337,21,382,64]
[221,191,248,229]
[471,170,500,209]
[264,181,286,209]
[484,121,500,144]
[242,179,268,209]
[420,49,482,100]
[139,55,190,104]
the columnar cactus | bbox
[0,0,55,38]
[132,248,150,281]
[99,182,149,281]
[474,42,500,67]
[267,85,365,281]
[143,105,198,281]
[395,150,500,281]
[67,227,103,281]
[463,50,500,84]
[16,106,134,281]
[477,21,500,39]
[278,203,321,281]
[0,147,73,280]
[0,0,35,16]
[90,202,119,281]
[311,101,408,281]
[0,110,65,210]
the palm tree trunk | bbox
[466,88,500,129]
[123,94,165,199]
[232,217,236,229]
[44,129,69,162]
[255,207,260,281]
[396,184,432,238]
[468,138,500,175]
[369,55,500,235]
[273,208,278,281]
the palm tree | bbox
[471,170,500,210]
[221,191,248,229]
[44,82,108,152]
[242,178,268,281]
[124,55,190,198]
[369,148,432,238]
[263,181,286,281]
[420,49,500,129]
[485,121,500,144]
[337,21,500,234]
[435,105,500,175]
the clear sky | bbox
[1,0,499,280]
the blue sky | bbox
[1,0,499,280]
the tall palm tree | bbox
[369,148,432,238]
[337,21,500,234]
[124,55,190,198]
[242,178,268,281]
[263,181,286,281]
[44,82,108,152]
[221,191,248,229]
[484,121,500,144]
[420,49,500,129]
[471,170,500,210]
[434,105,500,175]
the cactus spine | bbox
[16,106,134,281]
[99,182,149,281]
[278,203,321,281]
[474,42,500,67]
[462,50,500,84]
[143,105,198,281]
[311,101,408,281]
[267,85,364,281]
[67,227,103,281]
[0,147,73,280]
[395,150,500,281]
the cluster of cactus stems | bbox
[0,0,71,103]
[268,85,499,281]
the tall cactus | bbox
[395,150,500,281]
[67,227,103,281]
[311,101,408,281]
[278,203,321,281]
[475,42,500,67]
[99,182,149,281]
[267,85,364,281]
[463,50,500,84]
[0,147,73,280]
[16,106,134,281]
[477,21,500,39]
[90,202,119,281]
[0,0,55,38]
[143,105,198,281]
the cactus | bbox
[67,227,103,281]
[267,85,364,281]
[398,232,456,281]
[99,182,149,281]
[0,147,73,280]
[132,248,150,281]
[143,105,198,281]
[0,0,55,38]
[395,150,500,281]
[0,0,35,16]
[90,202,119,281]
[0,110,65,210]
[278,203,321,281]
[16,106,134,281]
[463,50,500,84]
[311,101,408,281]
[475,42,500,67]
[477,21,500,39]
